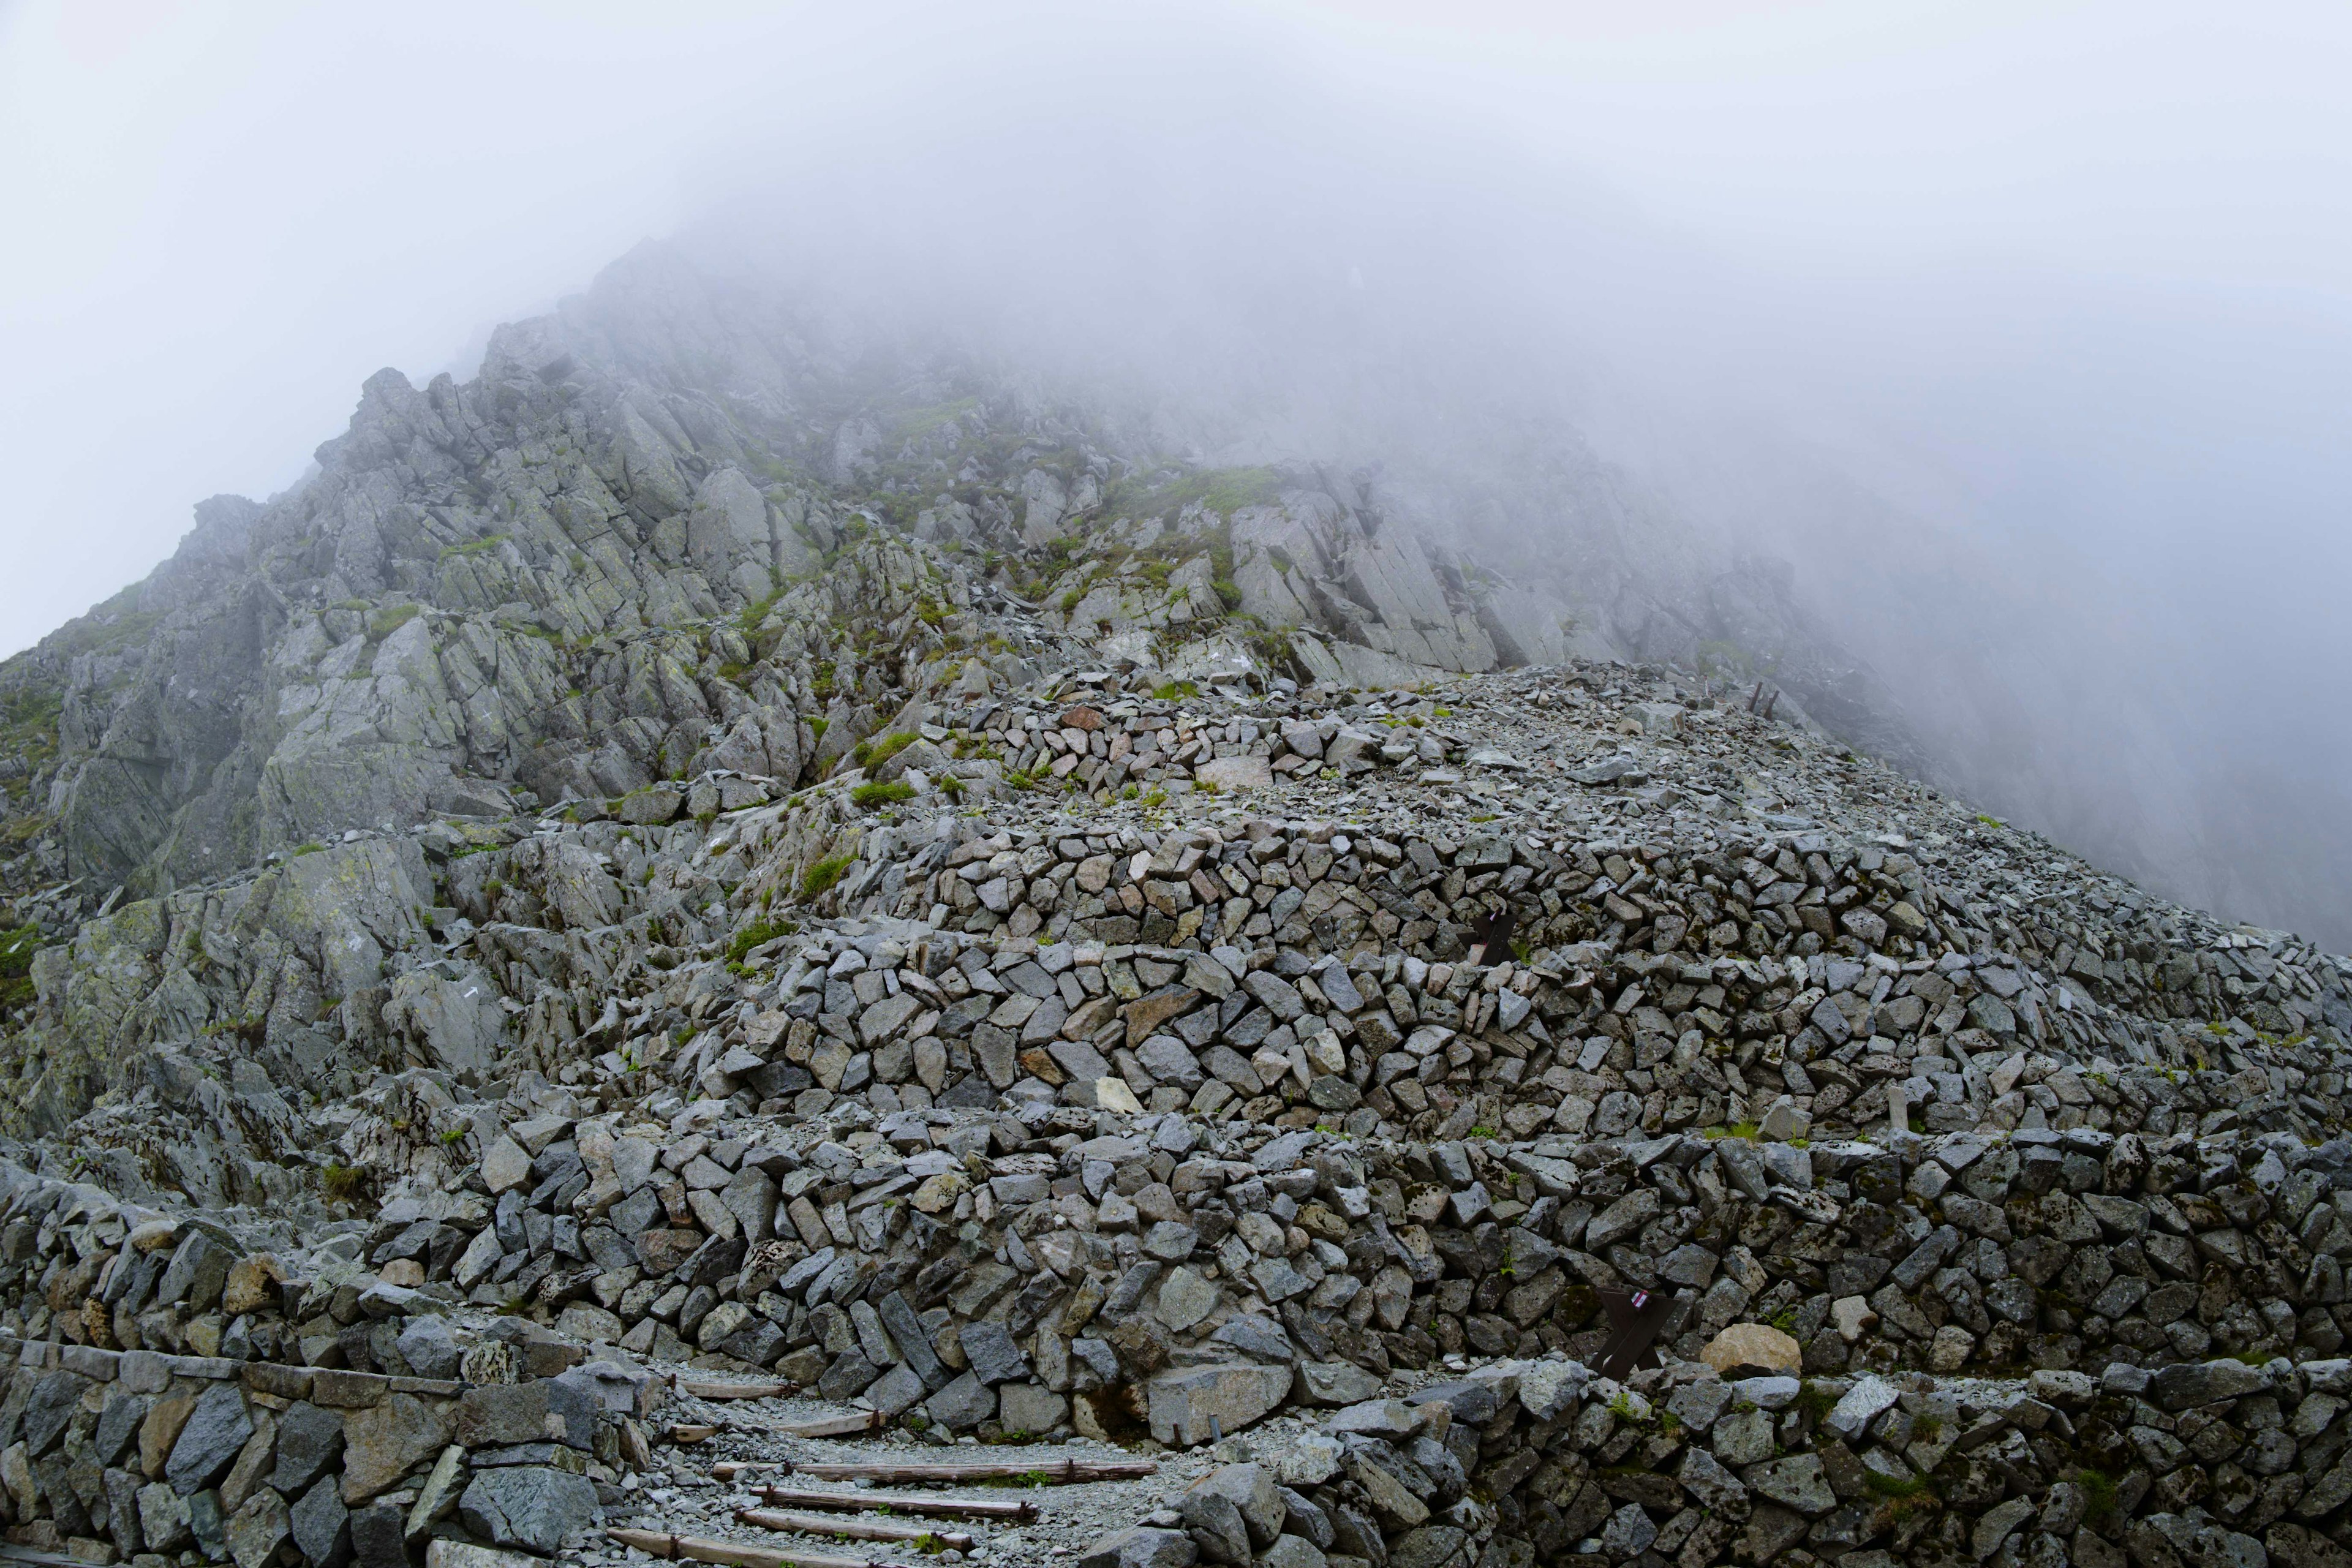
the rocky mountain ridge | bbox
[0,247,2335,1568]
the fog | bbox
[4,0,2350,941]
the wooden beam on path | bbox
[736,1509,974,1553]
[607,1527,916,1568]
[674,1376,802,1401]
[783,1457,1158,1485]
[750,1485,1038,1523]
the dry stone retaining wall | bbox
[1095,1351,2352,1568]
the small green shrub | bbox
[801,854,854,900]
[727,918,796,963]
[851,781,915,809]
[1863,1469,1931,1499]
[851,732,920,771]
[2074,1468,2118,1522]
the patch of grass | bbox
[293,842,326,856]
[851,781,916,809]
[726,918,797,963]
[800,854,854,901]
[852,733,921,771]
[438,532,510,561]
[321,1163,366,1202]
[0,924,38,1011]
[1153,680,1200,700]
[366,603,422,642]
[1793,1381,1839,1423]
[1863,1469,1932,1499]
[2073,1467,2119,1523]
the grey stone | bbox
[1678,1446,1749,1513]
[1076,1526,1199,1568]
[96,1389,150,1466]
[158,1228,239,1311]
[1182,1462,1283,1561]
[2150,1359,2271,1411]
[1156,1267,1223,1333]
[425,1545,550,1568]
[343,1393,455,1502]
[1713,1406,1777,1466]
[167,1381,255,1496]
[1208,1314,1294,1364]
[818,1351,881,1402]
[1602,1504,1658,1559]
[350,1499,409,1568]
[139,1480,194,1553]
[997,1381,1069,1436]
[290,1474,353,1568]
[407,1444,469,1536]
[1744,1454,1836,1516]
[1259,1536,1327,1568]
[861,1363,922,1420]
[455,1379,596,1450]
[21,1370,83,1456]
[271,1402,345,1494]
[458,1466,600,1555]
[192,1487,230,1558]
[1391,1524,1469,1568]
[1298,1363,1383,1406]
[105,1466,145,1556]
[1279,1487,1335,1549]
[225,1487,291,1568]
[395,1316,462,1380]
[1148,1364,1293,1446]
[960,1321,1032,1385]
[923,1371,997,1431]
[1142,1221,1199,1261]
[1327,1399,1424,1438]
[875,1292,947,1390]
[1824,1373,1902,1440]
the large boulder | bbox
[1148,1365,1293,1447]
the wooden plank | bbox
[677,1377,802,1401]
[702,1412,885,1455]
[736,1509,973,1552]
[783,1457,1158,1485]
[750,1485,1038,1523]
[607,1526,913,1568]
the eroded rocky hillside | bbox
[0,250,2338,1568]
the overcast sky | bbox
[3,0,2350,934]
[4,1,2345,659]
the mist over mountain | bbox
[5,0,2348,940]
